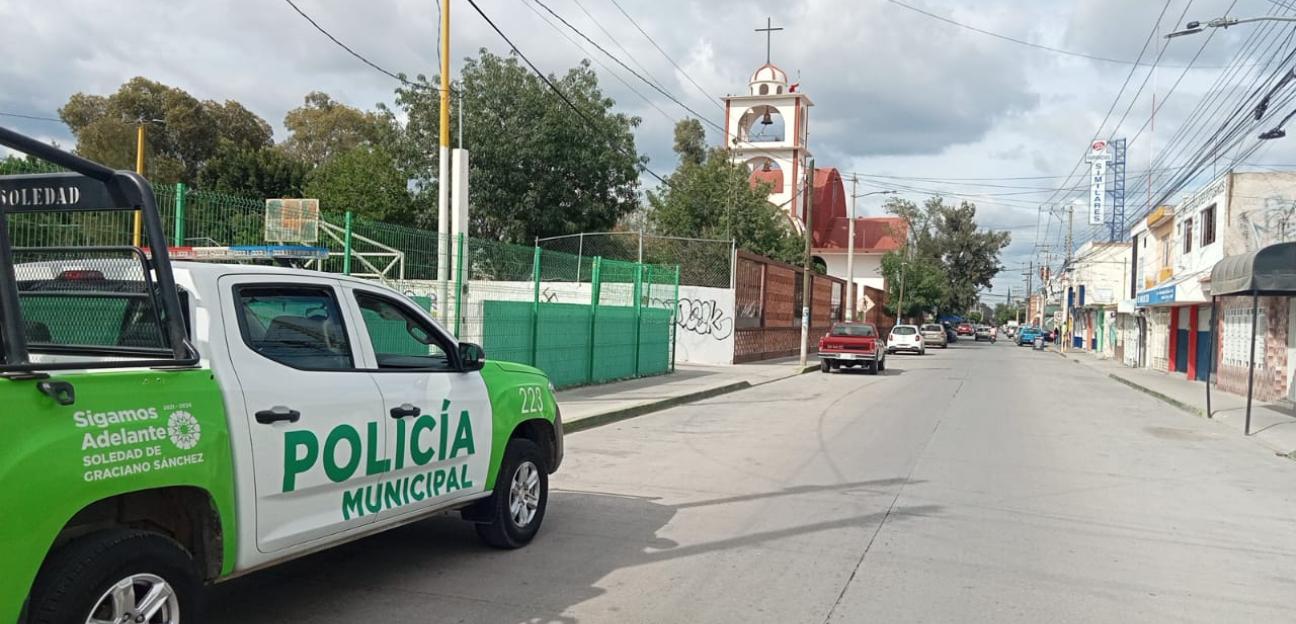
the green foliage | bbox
[648,119,801,264]
[379,49,643,241]
[673,118,706,168]
[198,145,310,199]
[282,92,389,167]
[884,195,1010,314]
[880,251,948,319]
[993,303,1021,325]
[304,145,414,223]
[58,77,273,184]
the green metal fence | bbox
[0,167,680,388]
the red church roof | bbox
[808,167,906,253]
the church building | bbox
[722,40,906,320]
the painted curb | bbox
[566,381,752,433]
[1105,373,1206,418]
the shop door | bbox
[1196,305,1212,382]
[1175,307,1190,373]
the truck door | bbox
[218,275,387,552]
[341,284,492,519]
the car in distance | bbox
[956,322,975,336]
[887,324,926,355]
[1017,325,1042,346]
[818,322,886,374]
[920,323,948,348]
[974,325,993,342]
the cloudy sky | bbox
[3,0,1295,295]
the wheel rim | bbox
[508,460,541,528]
[86,573,178,624]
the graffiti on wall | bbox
[649,297,735,341]
[1242,196,1296,251]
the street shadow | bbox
[833,366,904,377]
[206,485,939,623]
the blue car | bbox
[1017,326,1042,346]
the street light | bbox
[1165,15,1296,38]
[846,187,897,320]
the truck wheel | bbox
[474,438,549,549]
[28,529,201,624]
[820,360,830,373]
[878,358,886,371]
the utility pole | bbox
[1023,261,1032,324]
[799,159,815,367]
[132,122,146,247]
[1062,202,1075,353]
[436,0,452,323]
[847,175,858,321]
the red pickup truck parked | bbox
[817,322,887,375]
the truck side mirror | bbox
[458,342,485,372]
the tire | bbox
[866,363,878,375]
[473,438,549,549]
[27,529,202,624]
[820,360,831,373]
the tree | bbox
[673,118,706,168]
[884,195,1010,314]
[993,302,1021,325]
[380,50,643,240]
[198,145,310,199]
[880,251,948,320]
[647,120,801,264]
[303,145,414,223]
[282,92,388,167]
[58,77,273,183]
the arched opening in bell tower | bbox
[737,105,786,143]
[744,157,784,194]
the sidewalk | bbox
[1059,349,1296,455]
[557,356,818,432]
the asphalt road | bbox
[208,339,1296,623]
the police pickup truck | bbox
[0,128,563,624]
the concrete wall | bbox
[819,252,884,317]
[1224,173,1296,256]
[385,278,736,366]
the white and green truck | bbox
[0,128,564,624]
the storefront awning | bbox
[1209,241,1296,296]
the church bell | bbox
[760,110,773,126]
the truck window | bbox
[354,292,454,371]
[234,285,353,370]
[17,276,166,351]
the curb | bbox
[566,363,820,434]
[1102,371,1207,418]
[565,381,752,433]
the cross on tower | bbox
[755,17,783,65]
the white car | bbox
[887,324,926,355]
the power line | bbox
[0,111,64,124]
[519,0,678,123]
[570,0,671,95]
[606,0,723,112]
[463,0,669,186]
[529,0,718,128]
[885,0,1222,69]
[281,0,443,91]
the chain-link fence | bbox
[1,163,680,387]
[537,232,733,289]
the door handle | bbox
[37,380,76,406]
[390,403,421,419]
[255,407,301,424]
